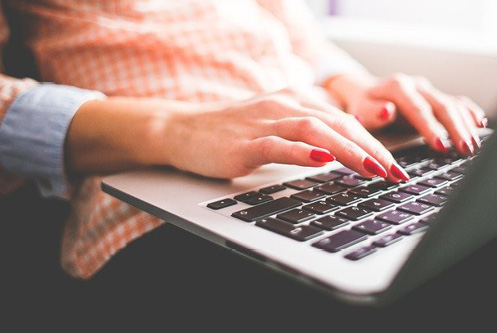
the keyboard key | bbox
[234,191,259,202]
[418,178,448,188]
[277,209,315,224]
[417,193,447,207]
[335,176,365,188]
[435,185,456,197]
[349,186,382,198]
[241,194,274,205]
[314,183,347,195]
[373,233,404,247]
[345,246,377,261]
[420,214,436,224]
[426,160,449,170]
[335,206,373,221]
[303,201,339,215]
[451,165,469,174]
[397,202,434,215]
[306,172,342,183]
[396,156,417,168]
[380,191,413,203]
[259,184,287,195]
[408,167,434,178]
[397,222,429,235]
[434,171,463,181]
[353,219,392,235]
[207,198,237,210]
[312,230,368,252]
[283,179,318,190]
[352,174,377,181]
[368,181,399,191]
[256,218,323,241]
[334,167,355,175]
[232,197,301,222]
[358,198,395,212]
[311,215,349,231]
[376,210,414,225]
[327,192,361,206]
[290,190,326,203]
[399,184,431,195]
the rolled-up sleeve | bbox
[0,84,105,198]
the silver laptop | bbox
[101,128,495,306]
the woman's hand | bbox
[153,91,409,182]
[325,73,487,156]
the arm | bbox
[257,0,486,156]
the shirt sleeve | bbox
[0,83,105,199]
[257,0,369,84]
[0,2,106,199]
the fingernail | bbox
[379,104,393,120]
[390,163,410,182]
[310,149,336,163]
[363,156,388,178]
[472,135,481,150]
[480,117,488,128]
[434,137,450,154]
[460,140,474,156]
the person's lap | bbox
[4,184,497,329]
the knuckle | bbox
[296,116,322,134]
[289,141,305,160]
[371,144,393,164]
[339,139,356,156]
[332,114,354,134]
[389,73,413,91]
[258,136,278,159]
[256,95,289,110]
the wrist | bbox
[323,73,377,110]
[66,97,171,173]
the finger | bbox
[271,116,391,179]
[418,88,474,156]
[244,136,335,168]
[370,77,449,153]
[456,95,487,128]
[457,103,481,152]
[317,112,409,182]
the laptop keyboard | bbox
[206,136,489,261]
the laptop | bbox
[101,127,495,306]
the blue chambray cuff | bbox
[0,83,106,199]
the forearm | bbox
[65,97,221,175]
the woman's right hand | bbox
[154,90,410,182]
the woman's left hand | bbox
[325,73,488,156]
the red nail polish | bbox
[390,163,410,182]
[472,136,481,150]
[434,137,450,154]
[460,140,474,156]
[310,149,335,163]
[363,157,387,178]
[379,107,390,120]
[481,118,488,128]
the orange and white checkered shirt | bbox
[0,0,366,279]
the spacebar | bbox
[232,197,301,222]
